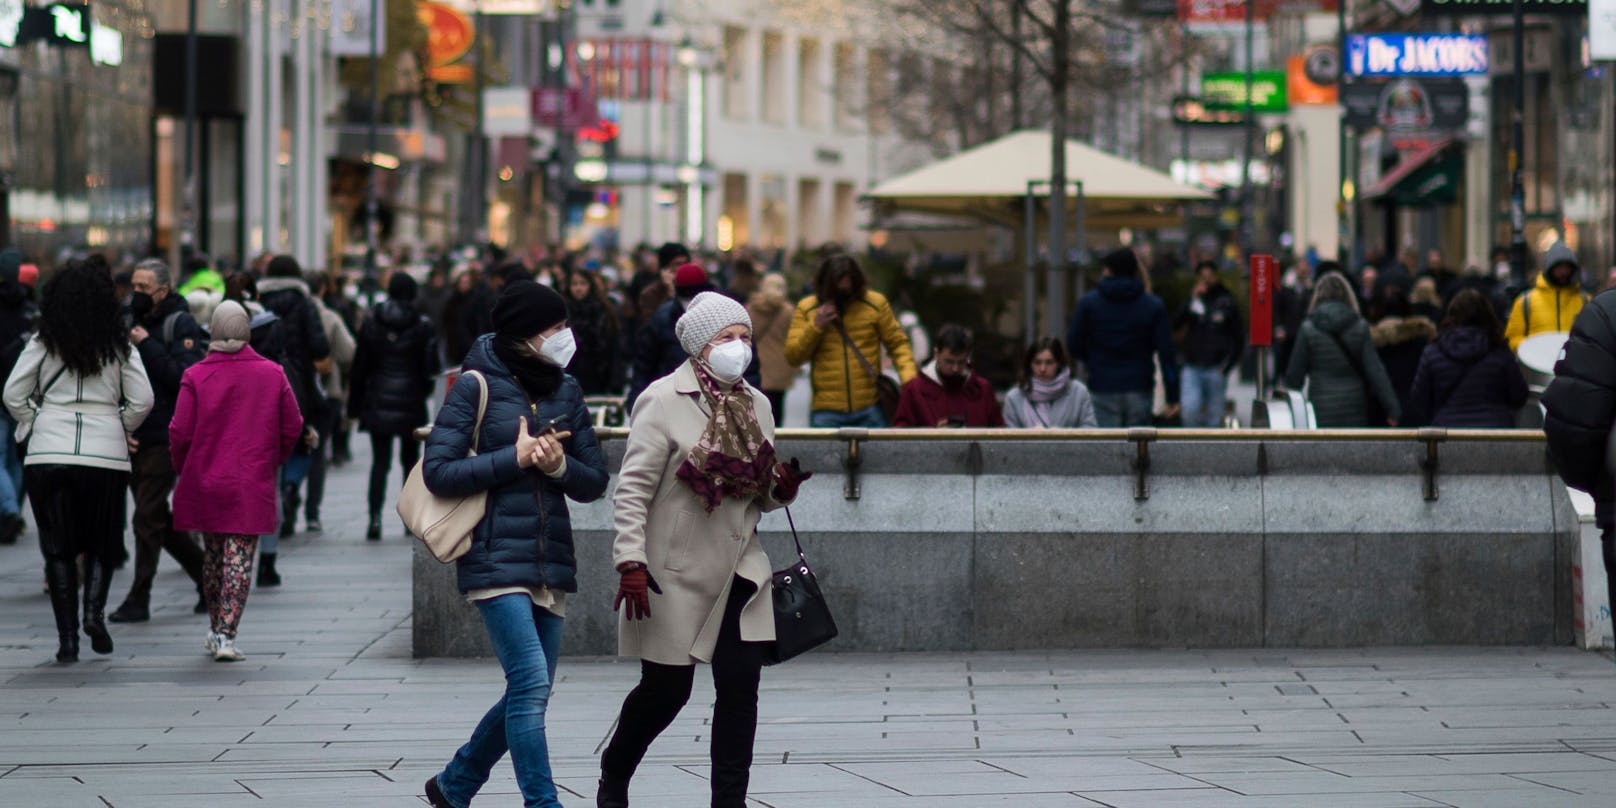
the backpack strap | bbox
[161,311,183,345]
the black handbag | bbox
[763,508,838,665]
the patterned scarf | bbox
[676,363,776,512]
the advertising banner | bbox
[1344,33,1488,76]
[1202,71,1287,112]
[1341,77,1469,132]
[1422,0,1585,13]
[1249,254,1276,347]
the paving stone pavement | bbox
[2,442,1616,807]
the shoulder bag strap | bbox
[784,506,806,562]
[162,311,183,345]
[832,319,881,384]
[1323,329,1369,386]
[464,370,489,459]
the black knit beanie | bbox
[388,272,418,302]
[493,280,567,338]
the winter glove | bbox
[614,562,662,621]
[771,457,813,502]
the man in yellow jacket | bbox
[1506,242,1589,351]
[784,255,918,427]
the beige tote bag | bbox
[397,370,489,563]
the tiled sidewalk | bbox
[0,450,1614,807]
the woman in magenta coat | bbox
[170,301,304,662]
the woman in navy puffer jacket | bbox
[1406,289,1528,428]
[422,281,609,808]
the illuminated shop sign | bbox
[1345,34,1488,77]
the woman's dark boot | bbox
[596,774,629,808]
[81,560,114,654]
[256,552,281,587]
[44,559,78,663]
[366,515,382,541]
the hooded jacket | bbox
[1541,289,1616,526]
[422,334,609,594]
[348,299,440,435]
[131,292,208,445]
[1067,276,1181,403]
[892,361,1003,428]
[1283,300,1401,427]
[1370,315,1437,426]
[1505,248,1587,350]
[1406,326,1527,428]
[784,290,918,415]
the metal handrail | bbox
[583,427,1548,443]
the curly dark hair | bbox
[38,256,129,377]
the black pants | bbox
[304,399,340,521]
[368,430,419,517]
[124,445,204,604]
[602,578,764,808]
[763,390,786,426]
[27,464,129,565]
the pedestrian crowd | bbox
[0,236,1583,808]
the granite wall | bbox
[413,436,1577,657]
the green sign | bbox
[1201,71,1288,113]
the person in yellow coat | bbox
[783,254,918,427]
[1506,242,1589,351]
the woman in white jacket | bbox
[3,257,153,663]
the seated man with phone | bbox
[893,324,1003,428]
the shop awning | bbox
[864,130,1212,229]
[1365,139,1462,206]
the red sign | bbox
[1249,254,1276,347]
[1179,0,1337,24]
[531,87,601,130]
[419,1,476,83]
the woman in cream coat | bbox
[598,292,809,808]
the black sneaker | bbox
[0,513,23,544]
[305,519,322,534]
[424,776,452,808]
[108,601,150,623]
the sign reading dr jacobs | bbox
[1345,34,1488,76]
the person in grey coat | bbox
[1003,337,1097,428]
[1283,272,1402,427]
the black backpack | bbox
[250,310,327,425]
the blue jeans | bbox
[1180,365,1228,428]
[810,404,887,429]
[1092,391,1154,428]
[0,411,20,516]
[437,595,564,808]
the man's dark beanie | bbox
[1102,248,1140,278]
[388,272,418,302]
[657,242,690,269]
[493,281,568,339]
[266,254,302,278]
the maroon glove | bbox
[771,457,813,502]
[613,563,662,621]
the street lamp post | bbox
[1507,0,1528,288]
[1238,0,1255,256]
[181,0,199,258]
[365,0,380,278]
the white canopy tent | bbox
[865,130,1212,230]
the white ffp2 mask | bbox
[704,340,751,384]
[531,328,577,368]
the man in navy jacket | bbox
[1067,248,1181,427]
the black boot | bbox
[44,558,78,663]
[81,560,114,655]
[366,515,382,541]
[596,775,629,808]
[256,552,281,587]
